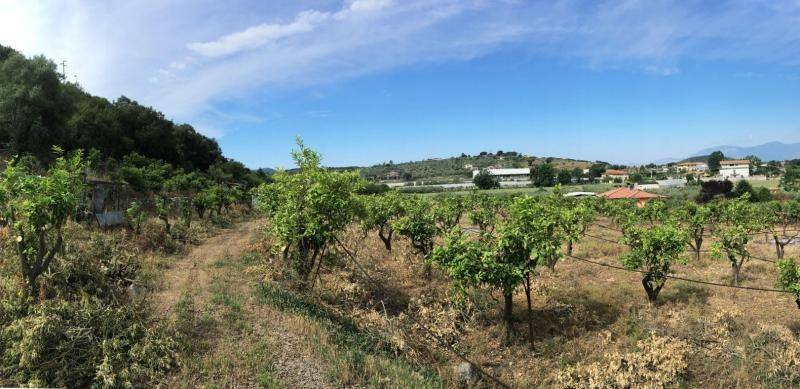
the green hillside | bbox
[358,152,594,181]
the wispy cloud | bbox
[2,0,800,138]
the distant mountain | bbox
[692,141,800,161]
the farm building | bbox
[472,168,530,181]
[677,162,708,174]
[599,187,666,207]
[601,169,629,181]
[720,160,750,179]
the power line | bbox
[334,236,512,389]
[565,253,792,294]
[581,230,778,264]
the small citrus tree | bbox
[622,223,688,304]
[776,257,800,309]
[359,190,405,251]
[126,201,147,234]
[768,200,800,259]
[154,195,171,234]
[0,151,85,296]
[674,201,715,261]
[432,195,466,231]
[256,139,360,286]
[711,195,766,285]
[560,197,595,256]
[392,196,440,258]
[466,192,506,234]
[430,228,526,344]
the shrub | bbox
[472,169,500,190]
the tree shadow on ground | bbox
[659,282,711,306]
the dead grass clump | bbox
[401,291,475,346]
[557,333,692,389]
[751,323,800,385]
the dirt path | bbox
[155,219,332,388]
[152,220,258,317]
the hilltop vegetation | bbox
[0,44,262,187]
[359,151,594,181]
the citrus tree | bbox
[768,199,800,259]
[560,197,595,256]
[432,195,466,231]
[256,140,360,286]
[125,200,146,234]
[392,196,440,258]
[430,227,526,344]
[154,195,171,234]
[622,223,688,304]
[0,151,85,296]
[359,190,405,251]
[711,195,767,285]
[674,201,715,261]
[776,257,800,309]
[466,192,506,234]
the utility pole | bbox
[60,60,67,79]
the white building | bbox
[472,168,530,181]
[720,160,750,179]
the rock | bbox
[127,284,146,297]
[454,362,476,384]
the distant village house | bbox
[599,187,667,207]
[719,160,750,179]
[601,169,629,182]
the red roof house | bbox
[598,187,666,207]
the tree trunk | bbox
[524,274,534,350]
[774,236,785,259]
[567,241,573,256]
[730,260,742,286]
[547,256,557,272]
[641,274,664,305]
[503,292,514,344]
[691,235,703,261]
[378,226,392,251]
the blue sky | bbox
[2,0,799,168]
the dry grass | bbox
[281,218,800,388]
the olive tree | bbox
[359,190,405,251]
[622,224,688,305]
[0,151,84,296]
[256,140,360,286]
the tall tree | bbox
[707,151,725,175]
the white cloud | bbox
[2,0,800,138]
[188,10,330,57]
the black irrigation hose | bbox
[334,236,513,389]
[565,253,793,294]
